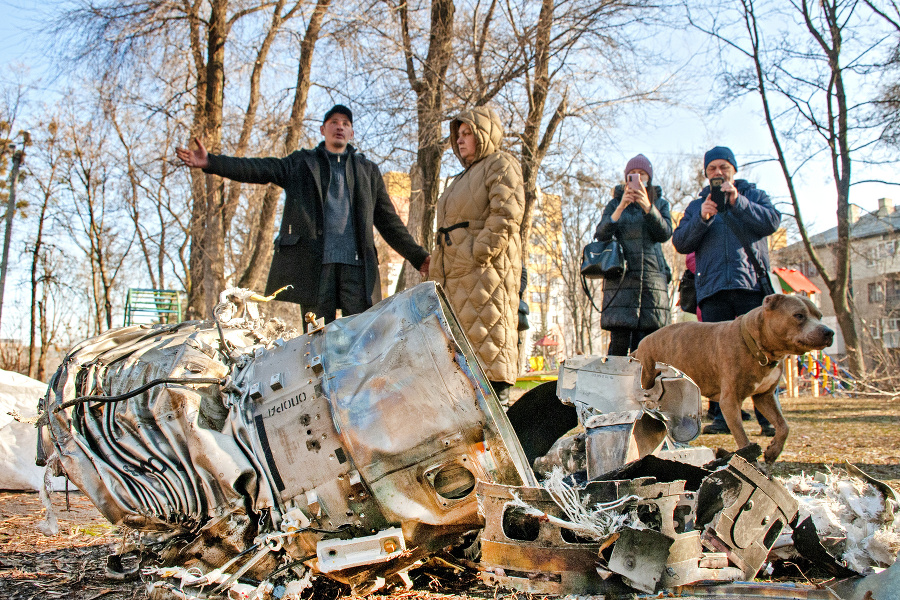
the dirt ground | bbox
[692,393,900,491]
[0,393,897,599]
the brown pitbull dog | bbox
[633,294,834,464]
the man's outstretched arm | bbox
[175,137,293,188]
[175,137,210,169]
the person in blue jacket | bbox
[672,146,781,435]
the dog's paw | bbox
[640,368,659,390]
[763,444,781,465]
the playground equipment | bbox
[123,288,184,326]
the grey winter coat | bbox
[594,185,673,331]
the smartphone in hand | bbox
[709,176,727,212]
[627,173,643,191]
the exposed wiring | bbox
[53,377,226,413]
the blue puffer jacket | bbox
[672,179,780,303]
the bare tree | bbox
[54,0,317,318]
[237,0,333,291]
[390,0,456,293]
[688,0,898,376]
[25,120,64,379]
[56,109,132,334]
[512,0,661,259]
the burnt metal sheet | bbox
[584,410,668,479]
[42,283,535,593]
[505,381,578,467]
[477,480,625,595]
[594,454,712,490]
[608,527,673,593]
[671,582,840,598]
[660,531,745,588]
[697,455,798,579]
[557,355,702,443]
[792,516,859,578]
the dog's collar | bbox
[739,315,780,368]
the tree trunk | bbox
[399,0,456,256]
[28,194,48,379]
[238,0,331,293]
[398,163,425,292]
[185,0,210,319]
[199,0,230,317]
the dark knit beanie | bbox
[324,104,353,124]
[624,154,653,180]
[704,146,737,171]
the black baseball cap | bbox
[323,104,353,124]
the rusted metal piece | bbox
[583,472,746,590]
[477,480,628,595]
[480,451,802,595]
[671,582,841,598]
[827,556,900,600]
[697,455,799,580]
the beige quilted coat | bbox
[429,107,525,385]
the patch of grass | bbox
[693,394,900,491]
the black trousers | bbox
[607,328,652,357]
[304,263,368,324]
[491,380,512,408]
[698,288,766,323]
[699,288,771,428]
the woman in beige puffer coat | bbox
[429,106,525,401]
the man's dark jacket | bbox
[594,185,673,331]
[672,179,780,304]
[204,143,429,307]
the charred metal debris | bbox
[34,283,898,599]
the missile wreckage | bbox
[35,283,899,599]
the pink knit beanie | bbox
[624,154,653,181]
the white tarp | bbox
[0,369,66,490]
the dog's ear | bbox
[799,295,823,318]
[763,293,786,310]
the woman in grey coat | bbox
[594,154,673,355]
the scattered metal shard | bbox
[696,455,799,580]
[556,356,702,476]
[828,556,900,600]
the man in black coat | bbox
[177,105,430,323]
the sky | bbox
[1,0,898,241]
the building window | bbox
[882,317,900,348]
[870,281,885,303]
[882,317,900,333]
[799,260,815,279]
[867,240,898,267]
[888,276,900,303]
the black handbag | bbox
[581,239,626,279]
[679,269,697,314]
[517,299,530,331]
